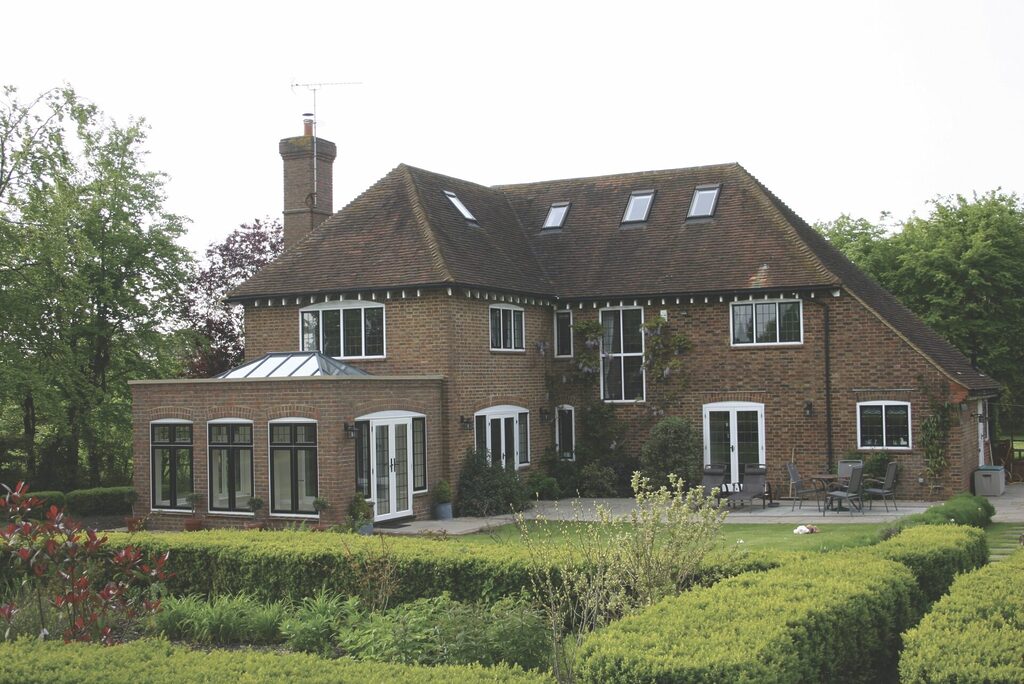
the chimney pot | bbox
[303,118,314,137]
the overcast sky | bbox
[6,1,1022,255]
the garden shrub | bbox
[65,486,136,516]
[899,550,1024,683]
[576,461,617,497]
[638,416,702,489]
[153,593,287,645]
[0,637,554,683]
[575,555,922,684]
[23,489,65,514]
[862,524,988,601]
[882,493,994,537]
[524,472,561,501]
[456,448,529,517]
[336,593,548,670]
[281,589,361,655]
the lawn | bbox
[459,520,888,553]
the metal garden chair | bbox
[864,461,898,511]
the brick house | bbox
[130,124,999,528]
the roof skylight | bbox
[688,185,721,218]
[444,190,478,223]
[542,202,570,230]
[622,190,654,224]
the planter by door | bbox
[184,517,204,532]
[435,502,453,520]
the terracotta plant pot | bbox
[242,521,266,531]
[183,517,204,532]
[310,523,332,532]
[124,516,144,532]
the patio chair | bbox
[701,464,728,504]
[824,464,865,516]
[835,459,863,487]
[724,465,772,510]
[786,462,824,512]
[864,461,898,512]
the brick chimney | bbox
[279,119,337,251]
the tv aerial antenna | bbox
[289,81,363,209]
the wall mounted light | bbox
[459,415,474,430]
[803,401,814,418]
[343,423,357,439]
[540,408,552,424]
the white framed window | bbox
[444,190,478,223]
[857,401,912,450]
[474,405,530,469]
[600,307,645,402]
[622,190,655,224]
[555,405,575,461]
[208,420,254,514]
[300,300,385,359]
[268,419,318,515]
[730,299,802,346]
[543,202,570,230]
[150,420,194,510]
[688,185,721,218]
[554,309,573,358]
[490,304,525,351]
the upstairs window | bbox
[731,299,802,346]
[600,307,645,402]
[301,302,385,359]
[542,202,570,230]
[622,190,655,224]
[858,401,911,449]
[444,190,478,224]
[490,304,525,351]
[554,310,573,357]
[688,185,721,218]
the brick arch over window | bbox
[142,407,197,421]
[349,400,433,419]
[266,405,321,422]
[207,406,259,422]
[467,397,532,415]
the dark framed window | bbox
[622,190,655,224]
[355,421,371,498]
[731,300,802,345]
[269,422,318,514]
[687,185,721,218]
[858,402,911,449]
[208,423,254,512]
[300,304,385,359]
[600,308,645,401]
[151,423,193,510]
[554,310,573,357]
[489,305,525,351]
[556,406,575,461]
[542,202,570,230]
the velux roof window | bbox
[444,190,478,224]
[542,202,570,230]
[688,185,721,219]
[622,190,654,224]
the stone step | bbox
[988,525,1024,562]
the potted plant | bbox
[243,496,265,530]
[123,490,144,532]
[349,495,374,535]
[311,497,331,531]
[433,480,453,520]
[183,492,204,531]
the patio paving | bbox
[378,483,1024,536]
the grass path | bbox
[986,522,1024,561]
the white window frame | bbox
[622,190,655,224]
[554,309,573,358]
[149,419,194,513]
[555,404,576,461]
[599,306,646,403]
[267,417,320,519]
[856,401,912,451]
[473,405,530,469]
[299,300,386,360]
[543,202,570,230]
[489,304,525,352]
[207,418,255,517]
[729,298,803,347]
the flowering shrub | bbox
[0,482,169,644]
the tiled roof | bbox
[228,161,998,393]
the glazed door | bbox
[703,402,766,485]
[370,419,413,521]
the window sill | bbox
[553,354,574,360]
[730,342,804,349]
[413,489,429,496]
[207,510,256,517]
[603,399,646,405]
[489,348,526,354]
[269,512,320,519]
[151,508,193,515]
[857,446,912,452]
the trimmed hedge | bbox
[862,524,988,601]
[107,530,782,604]
[24,489,65,513]
[575,555,922,683]
[65,486,135,516]
[887,492,995,533]
[900,550,1024,683]
[0,637,553,683]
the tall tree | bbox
[183,218,282,377]
[0,85,193,488]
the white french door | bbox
[703,402,766,485]
[370,418,413,521]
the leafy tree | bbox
[814,212,901,285]
[0,85,192,488]
[183,218,282,376]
